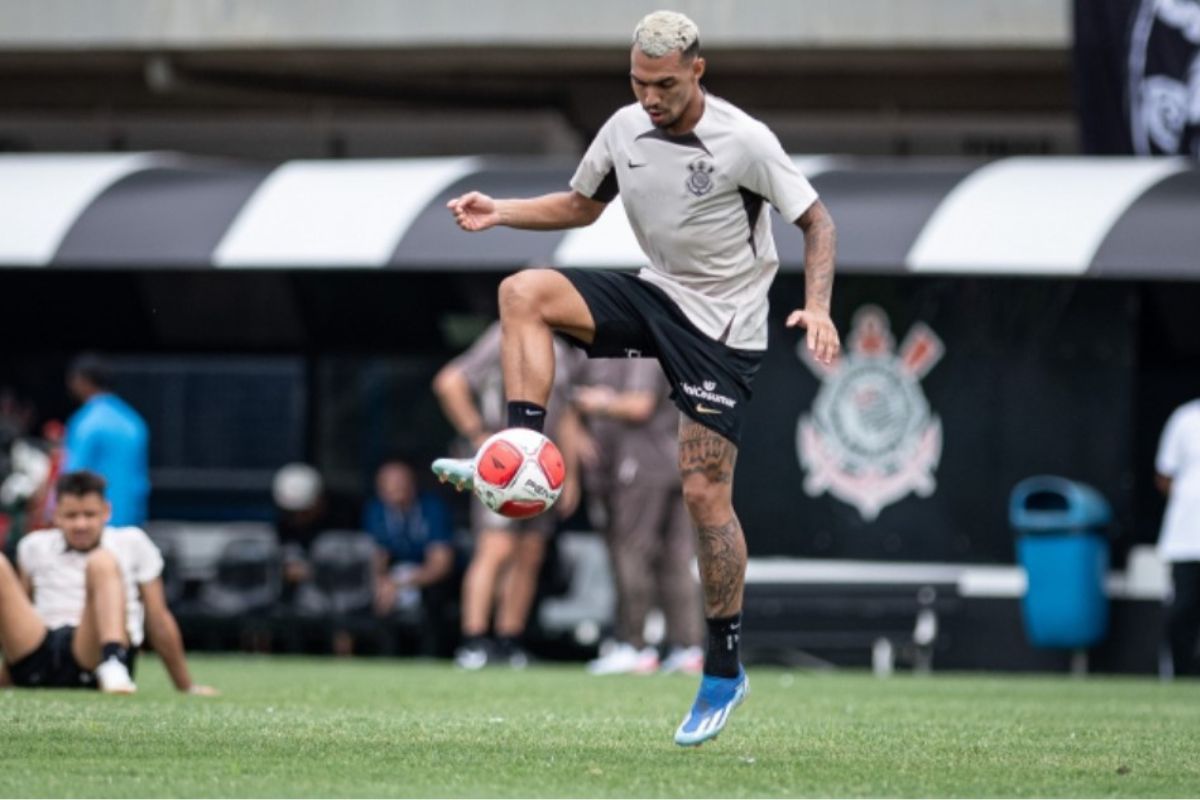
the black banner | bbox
[1075,0,1200,156]
[735,275,1137,565]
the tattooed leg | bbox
[678,418,747,618]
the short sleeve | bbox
[127,528,164,584]
[570,114,619,203]
[738,122,818,223]
[1157,408,1189,476]
[449,322,504,393]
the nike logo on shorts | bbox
[695,404,723,415]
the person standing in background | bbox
[64,354,149,527]
[1155,397,1200,677]
[433,321,583,669]
[574,359,703,676]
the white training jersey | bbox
[570,94,818,351]
[1157,399,1200,562]
[17,526,164,647]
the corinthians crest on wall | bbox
[797,306,944,522]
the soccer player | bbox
[434,10,838,745]
[0,470,215,695]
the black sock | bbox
[495,635,521,655]
[507,401,546,433]
[704,613,742,678]
[101,642,127,663]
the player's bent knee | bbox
[84,548,120,578]
[499,269,594,340]
[498,270,549,320]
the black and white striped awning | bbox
[1,152,1197,277]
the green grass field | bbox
[2,654,1199,798]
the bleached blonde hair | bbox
[632,10,700,59]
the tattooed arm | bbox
[785,199,840,365]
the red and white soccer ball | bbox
[473,428,565,519]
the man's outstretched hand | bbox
[447,191,501,232]
[786,308,840,365]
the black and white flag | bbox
[1076,0,1200,157]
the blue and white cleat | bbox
[432,457,475,492]
[674,668,749,747]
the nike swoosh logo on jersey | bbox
[628,160,648,169]
[694,404,723,415]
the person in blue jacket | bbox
[363,459,456,656]
[64,354,149,527]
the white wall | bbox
[0,0,1069,50]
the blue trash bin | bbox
[1009,476,1111,649]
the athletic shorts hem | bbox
[7,626,92,689]
[7,625,138,689]
[555,267,762,446]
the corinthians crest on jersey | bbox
[685,157,715,196]
[797,306,944,521]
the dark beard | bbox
[644,107,677,129]
[651,114,677,130]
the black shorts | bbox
[557,268,763,446]
[7,626,137,690]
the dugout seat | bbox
[284,530,389,656]
[145,520,277,583]
[537,531,615,643]
[293,530,376,617]
[740,581,957,672]
[197,536,283,616]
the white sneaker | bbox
[586,643,659,675]
[432,457,475,492]
[454,642,490,671]
[660,645,704,675]
[94,657,137,694]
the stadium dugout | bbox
[0,151,1195,673]
[0,152,1194,274]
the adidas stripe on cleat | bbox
[674,668,748,747]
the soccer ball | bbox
[473,428,565,519]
